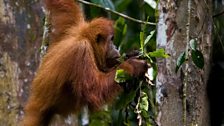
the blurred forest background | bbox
[0,0,223,126]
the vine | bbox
[175,0,205,125]
[182,0,192,125]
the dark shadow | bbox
[207,62,224,126]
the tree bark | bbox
[0,0,79,125]
[156,0,212,126]
[0,0,43,125]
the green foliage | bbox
[144,30,155,46]
[191,50,204,69]
[115,69,131,83]
[89,111,112,126]
[138,92,149,112]
[112,19,165,125]
[83,0,162,126]
[114,17,127,47]
[91,0,115,10]
[176,52,186,73]
[114,0,132,12]
[176,38,205,72]
[114,88,137,110]
[148,48,170,58]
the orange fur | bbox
[22,0,147,126]
[45,0,84,43]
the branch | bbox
[77,0,156,25]
[213,10,224,18]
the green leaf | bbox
[176,52,186,73]
[115,69,131,83]
[148,48,169,58]
[189,39,197,51]
[111,110,124,126]
[114,0,132,12]
[144,0,157,9]
[114,17,127,47]
[122,24,127,36]
[91,0,115,10]
[144,30,155,46]
[141,110,150,118]
[115,90,137,109]
[139,92,149,112]
[191,50,204,69]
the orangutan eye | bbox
[96,34,104,43]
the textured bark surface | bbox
[0,0,79,125]
[156,0,212,126]
[0,0,43,125]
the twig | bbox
[213,10,224,18]
[77,0,156,25]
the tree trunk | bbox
[156,0,212,126]
[0,0,79,125]
[0,0,43,125]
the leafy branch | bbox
[115,28,170,125]
[77,0,156,25]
